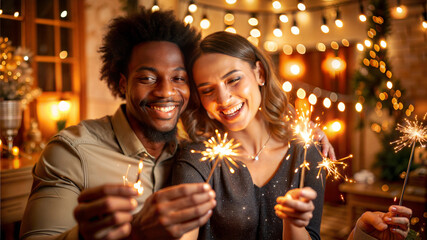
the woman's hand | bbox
[312,125,336,160]
[274,187,317,227]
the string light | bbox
[296,44,306,54]
[0,9,3,15]
[296,88,306,99]
[338,102,346,112]
[247,36,259,46]
[392,0,408,19]
[364,39,372,48]
[225,25,237,33]
[273,20,283,37]
[323,98,332,108]
[291,18,300,35]
[200,14,211,29]
[298,0,306,11]
[272,0,282,10]
[225,0,237,4]
[335,8,343,28]
[60,10,68,18]
[358,0,367,22]
[264,41,278,52]
[283,45,293,55]
[308,94,317,105]
[380,39,387,48]
[224,11,235,25]
[321,15,329,33]
[188,0,198,13]
[355,102,363,112]
[183,11,193,25]
[250,27,261,37]
[151,0,159,12]
[279,14,289,23]
[248,13,258,26]
[422,5,427,29]
[282,81,292,92]
[316,43,326,52]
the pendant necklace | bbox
[249,133,271,160]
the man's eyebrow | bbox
[174,67,186,72]
[197,69,240,88]
[135,66,156,73]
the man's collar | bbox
[111,104,178,159]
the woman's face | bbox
[192,53,264,132]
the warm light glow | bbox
[200,17,211,29]
[248,16,258,26]
[331,41,339,50]
[59,51,68,59]
[226,0,237,4]
[272,0,282,9]
[58,100,71,113]
[12,146,19,156]
[335,19,343,28]
[364,39,372,47]
[296,88,306,99]
[391,5,408,19]
[323,98,332,108]
[296,44,306,54]
[355,103,363,112]
[423,21,427,29]
[331,121,342,132]
[290,64,301,75]
[273,27,283,37]
[283,45,293,55]
[60,10,68,18]
[342,39,349,47]
[321,24,329,33]
[359,14,367,22]
[151,5,160,12]
[224,26,237,33]
[380,40,387,48]
[224,13,235,25]
[282,81,292,92]
[0,9,3,15]
[23,55,29,61]
[247,36,259,46]
[338,102,346,112]
[279,14,288,23]
[317,43,326,52]
[356,43,364,51]
[291,26,300,35]
[297,3,306,11]
[14,11,19,17]
[264,41,278,52]
[387,81,393,89]
[184,14,193,24]
[188,3,197,13]
[308,94,317,105]
[250,28,261,38]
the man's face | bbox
[120,41,190,138]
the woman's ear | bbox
[255,61,266,86]
[119,73,127,95]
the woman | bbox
[172,31,324,240]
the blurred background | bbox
[1,0,426,239]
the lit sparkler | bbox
[191,129,241,183]
[291,104,320,188]
[391,114,427,205]
[123,160,144,195]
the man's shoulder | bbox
[52,115,114,146]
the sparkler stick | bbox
[191,129,241,184]
[391,114,426,205]
[134,160,144,195]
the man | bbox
[20,9,215,240]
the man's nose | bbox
[154,79,176,97]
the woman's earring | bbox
[260,82,265,86]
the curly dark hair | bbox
[181,31,293,143]
[99,8,201,99]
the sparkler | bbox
[291,104,320,188]
[391,114,427,205]
[123,160,144,195]
[191,129,241,183]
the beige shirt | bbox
[20,105,177,239]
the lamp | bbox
[52,99,71,132]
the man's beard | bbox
[139,119,178,143]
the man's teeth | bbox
[222,103,243,115]
[151,106,176,112]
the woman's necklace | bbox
[248,133,271,160]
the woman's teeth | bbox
[222,103,243,115]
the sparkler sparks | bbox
[191,129,241,183]
[123,160,144,195]
[391,114,427,205]
[391,114,427,152]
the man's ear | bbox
[119,73,127,95]
[255,61,266,86]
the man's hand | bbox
[355,205,412,240]
[131,183,216,239]
[74,184,139,240]
[274,187,317,227]
[312,125,336,160]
